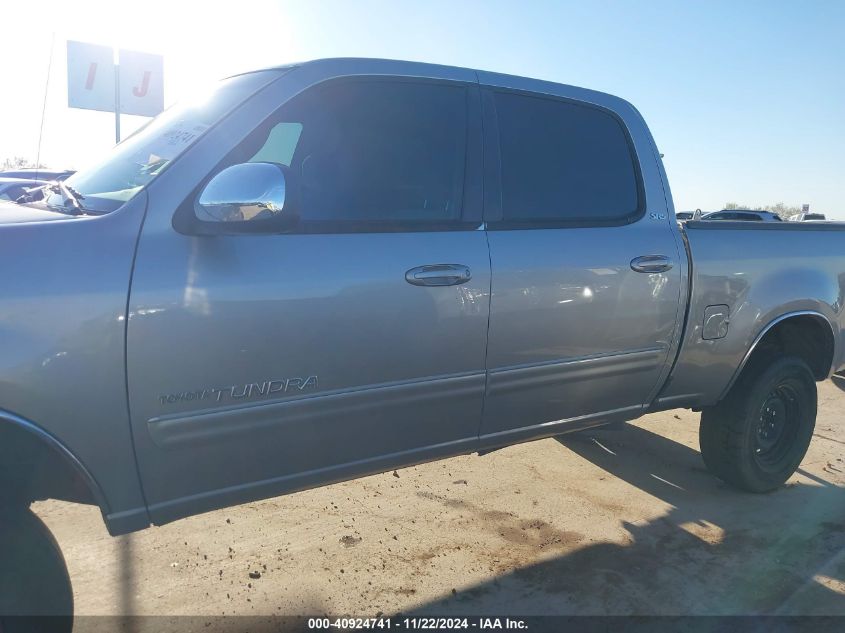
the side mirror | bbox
[187,162,298,235]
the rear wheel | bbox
[700,355,816,492]
[0,506,73,633]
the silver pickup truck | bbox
[1,58,843,621]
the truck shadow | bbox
[407,424,845,616]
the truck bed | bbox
[655,220,845,409]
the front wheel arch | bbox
[0,410,108,511]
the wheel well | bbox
[0,421,98,507]
[750,314,835,380]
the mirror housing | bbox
[180,162,298,235]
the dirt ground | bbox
[34,378,845,622]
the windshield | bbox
[40,70,282,215]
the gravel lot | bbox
[35,378,845,623]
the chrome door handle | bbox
[631,255,673,273]
[405,264,472,287]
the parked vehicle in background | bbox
[0,58,843,626]
[0,168,74,182]
[675,209,702,221]
[797,213,827,222]
[0,170,76,205]
[0,177,48,202]
[702,209,783,222]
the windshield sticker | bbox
[139,121,210,163]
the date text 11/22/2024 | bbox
[307,617,528,629]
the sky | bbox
[2,0,843,216]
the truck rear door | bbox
[477,76,685,444]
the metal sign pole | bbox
[114,56,121,144]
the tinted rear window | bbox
[493,91,640,225]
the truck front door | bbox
[126,66,489,524]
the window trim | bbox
[174,75,483,236]
[481,86,646,230]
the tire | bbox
[700,355,817,493]
[0,506,73,633]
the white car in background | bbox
[796,213,827,222]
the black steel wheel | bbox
[700,356,816,492]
